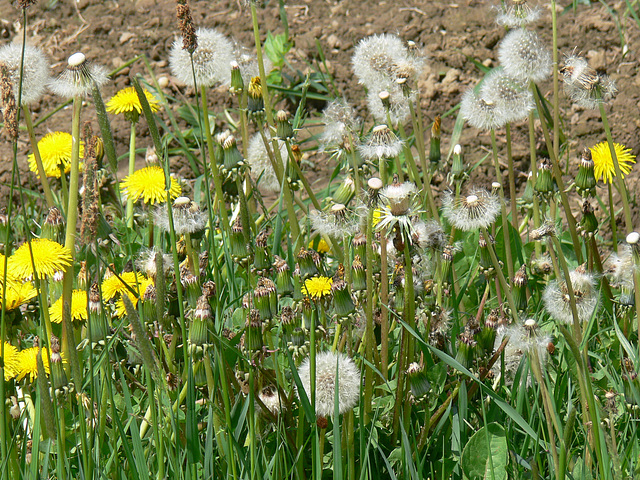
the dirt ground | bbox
[1,0,639,225]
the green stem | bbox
[126,122,136,228]
[23,107,56,208]
[363,206,375,421]
[505,123,518,229]
[480,227,518,321]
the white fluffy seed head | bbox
[49,54,109,98]
[366,86,412,126]
[0,43,50,105]
[296,351,361,417]
[169,28,235,87]
[442,188,501,231]
[543,269,598,325]
[460,88,508,131]
[352,33,408,90]
[246,131,286,193]
[498,28,551,83]
[358,125,404,161]
[480,69,533,124]
[495,1,541,27]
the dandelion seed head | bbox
[560,53,617,109]
[358,124,404,161]
[442,188,501,231]
[246,131,286,193]
[169,28,235,87]
[0,43,50,105]
[480,69,533,124]
[49,52,109,98]
[460,88,507,131]
[494,0,541,27]
[297,351,360,417]
[498,28,551,83]
[366,86,412,125]
[543,269,598,324]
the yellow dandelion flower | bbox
[309,237,331,254]
[10,239,72,280]
[590,141,636,184]
[106,86,160,122]
[0,253,19,284]
[16,347,51,382]
[303,276,333,300]
[120,166,181,205]
[1,342,20,381]
[28,132,85,178]
[1,281,37,310]
[114,276,153,317]
[372,208,382,227]
[49,289,88,323]
[101,271,150,301]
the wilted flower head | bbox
[498,28,552,83]
[413,220,447,251]
[246,131,287,193]
[560,53,617,109]
[169,28,235,87]
[358,125,404,161]
[297,351,361,417]
[442,188,501,231]
[543,269,598,324]
[49,52,109,98]
[0,43,50,105]
[494,0,541,27]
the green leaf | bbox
[461,423,508,480]
[264,32,291,68]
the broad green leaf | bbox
[461,423,507,480]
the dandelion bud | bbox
[534,158,555,197]
[575,148,596,197]
[244,309,264,353]
[253,229,271,274]
[352,234,367,263]
[247,76,265,118]
[407,362,431,401]
[297,247,319,279]
[450,143,465,181]
[230,61,244,95]
[222,135,244,173]
[578,200,598,238]
[42,207,64,241]
[49,335,69,397]
[331,278,356,317]
[189,297,212,359]
[429,115,441,170]
[332,176,356,206]
[351,255,367,291]
[273,256,293,296]
[478,232,495,275]
[230,217,250,263]
[513,264,529,312]
[456,331,478,369]
[276,110,294,140]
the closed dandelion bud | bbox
[230,61,244,95]
[222,135,244,173]
[351,255,367,291]
[456,331,478,369]
[42,207,64,241]
[253,285,272,321]
[199,251,209,279]
[276,110,294,140]
[142,284,157,322]
[407,362,431,401]
[450,144,465,181]
[253,229,271,274]
[429,115,442,170]
[477,309,498,353]
[534,158,554,196]
[247,76,264,118]
[512,264,528,312]
[89,282,101,313]
[49,335,69,397]
[230,217,250,262]
[189,296,211,357]
[280,305,298,341]
[352,234,367,265]
[575,148,596,197]
[260,277,278,321]
[297,247,319,279]
[478,233,495,275]
[393,263,405,312]
[180,263,199,304]
[519,171,534,211]
[245,309,263,353]
[333,176,356,206]
[579,200,598,238]
[439,244,455,284]
[332,278,355,317]
[274,255,294,296]
[77,260,88,290]
[367,177,384,207]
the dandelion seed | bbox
[49,290,88,324]
[49,52,109,98]
[154,197,208,235]
[233,42,272,84]
[498,28,552,83]
[0,43,50,105]
[10,238,72,280]
[106,86,159,123]
[297,351,360,417]
[560,53,617,109]
[169,28,235,87]
[27,132,85,178]
[589,141,635,184]
[358,125,404,161]
[258,387,285,416]
[366,87,412,126]
[318,98,361,156]
[442,189,501,231]
[121,165,181,205]
[543,269,598,324]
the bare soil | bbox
[1,0,639,225]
